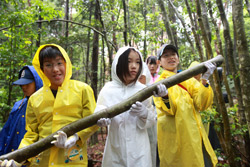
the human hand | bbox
[97,118,111,127]
[129,101,147,119]
[51,131,79,149]
[202,62,216,80]
[0,159,22,167]
[153,84,168,97]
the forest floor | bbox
[87,128,107,167]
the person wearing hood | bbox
[95,46,167,167]
[0,66,43,158]
[153,44,218,167]
[0,44,98,167]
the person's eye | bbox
[57,62,63,66]
[45,64,52,67]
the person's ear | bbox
[157,60,161,66]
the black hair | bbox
[116,48,142,84]
[39,46,65,69]
[146,56,157,65]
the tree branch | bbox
[0,55,224,163]
[0,19,117,50]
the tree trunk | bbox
[216,0,245,124]
[143,0,148,60]
[90,1,100,145]
[168,0,178,48]
[36,4,42,47]
[184,0,204,61]
[157,0,175,45]
[122,0,128,46]
[168,0,195,54]
[96,0,113,81]
[200,0,211,41]
[111,0,117,80]
[0,56,224,163]
[84,1,93,84]
[232,0,250,164]
[207,0,234,106]
[196,0,238,166]
[65,0,69,51]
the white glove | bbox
[51,131,79,149]
[97,118,111,127]
[201,62,216,80]
[129,101,147,119]
[153,84,168,97]
[0,159,22,167]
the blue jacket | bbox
[0,66,43,156]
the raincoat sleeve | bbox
[77,85,99,142]
[137,98,157,129]
[153,87,177,116]
[186,78,214,111]
[18,100,39,149]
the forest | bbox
[0,0,250,166]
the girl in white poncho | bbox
[95,46,167,167]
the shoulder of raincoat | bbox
[153,70,218,167]
[95,46,156,167]
[18,44,98,167]
[0,66,42,156]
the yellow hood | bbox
[32,44,72,88]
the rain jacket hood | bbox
[32,44,72,88]
[0,65,42,156]
[111,46,144,85]
[95,46,156,167]
[19,44,98,167]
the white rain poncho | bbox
[95,46,156,167]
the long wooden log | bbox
[0,55,224,163]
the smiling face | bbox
[124,50,141,85]
[42,56,66,90]
[159,48,179,73]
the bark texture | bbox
[157,0,175,45]
[232,0,250,163]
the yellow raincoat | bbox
[153,70,218,167]
[19,44,98,167]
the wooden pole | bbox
[0,55,224,163]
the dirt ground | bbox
[87,128,107,167]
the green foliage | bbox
[227,104,248,136]
[0,0,63,127]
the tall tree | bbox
[232,0,250,163]
[143,0,148,60]
[216,0,250,164]
[157,0,175,45]
[65,0,69,51]
[207,0,234,107]
[196,0,238,166]
[122,0,128,45]
[168,0,195,54]
[185,0,204,61]
[85,1,93,84]
[36,4,42,47]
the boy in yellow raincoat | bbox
[153,44,218,167]
[0,44,98,167]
